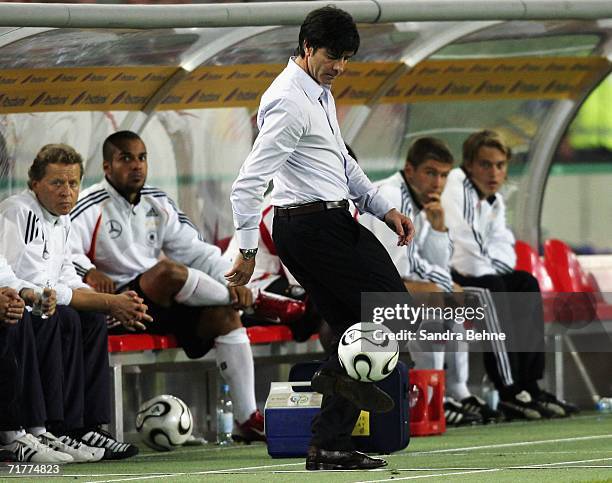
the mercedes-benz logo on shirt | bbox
[146,231,158,247]
[107,219,123,239]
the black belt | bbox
[274,200,349,217]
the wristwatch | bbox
[239,248,258,260]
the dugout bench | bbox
[107,326,322,440]
[107,240,611,439]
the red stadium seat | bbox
[108,326,297,353]
[514,240,555,293]
[514,240,556,321]
[107,334,178,352]
[543,239,594,293]
[543,239,612,322]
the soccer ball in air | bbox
[136,394,193,451]
[338,322,399,382]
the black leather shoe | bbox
[306,446,387,471]
[311,369,394,413]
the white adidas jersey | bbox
[0,190,89,305]
[0,255,36,292]
[359,172,454,292]
[70,178,231,288]
[441,168,516,278]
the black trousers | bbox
[452,270,546,398]
[31,310,66,427]
[273,207,407,451]
[33,307,109,432]
[77,311,110,428]
[0,313,46,430]
[56,306,84,430]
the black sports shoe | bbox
[444,398,481,426]
[461,395,502,424]
[537,390,579,416]
[498,390,542,421]
[311,369,394,413]
[533,399,564,418]
[79,429,138,460]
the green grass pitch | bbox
[3,413,611,482]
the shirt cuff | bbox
[72,280,91,290]
[73,261,95,279]
[14,280,38,292]
[236,229,259,250]
[428,228,450,240]
[370,195,395,220]
[55,284,73,306]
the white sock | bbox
[215,328,257,424]
[445,347,471,400]
[27,426,46,437]
[447,382,471,401]
[411,350,445,371]
[0,429,25,445]
[174,267,231,306]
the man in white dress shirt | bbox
[228,6,414,470]
[0,144,149,460]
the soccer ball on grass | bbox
[136,394,193,451]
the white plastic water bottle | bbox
[481,375,499,410]
[216,384,233,445]
[32,281,51,319]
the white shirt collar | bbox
[26,189,61,225]
[102,177,137,209]
[287,57,324,104]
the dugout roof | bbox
[0,19,611,245]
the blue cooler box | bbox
[265,361,410,458]
[265,382,321,457]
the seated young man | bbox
[70,130,264,441]
[0,144,150,460]
[359,137,500,425]
[441,129,578,420]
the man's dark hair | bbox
[103,130,143,162]
[462,129,511,167]
[28,144,84,188]
[297,6,360,58]
[406,137,454,168]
